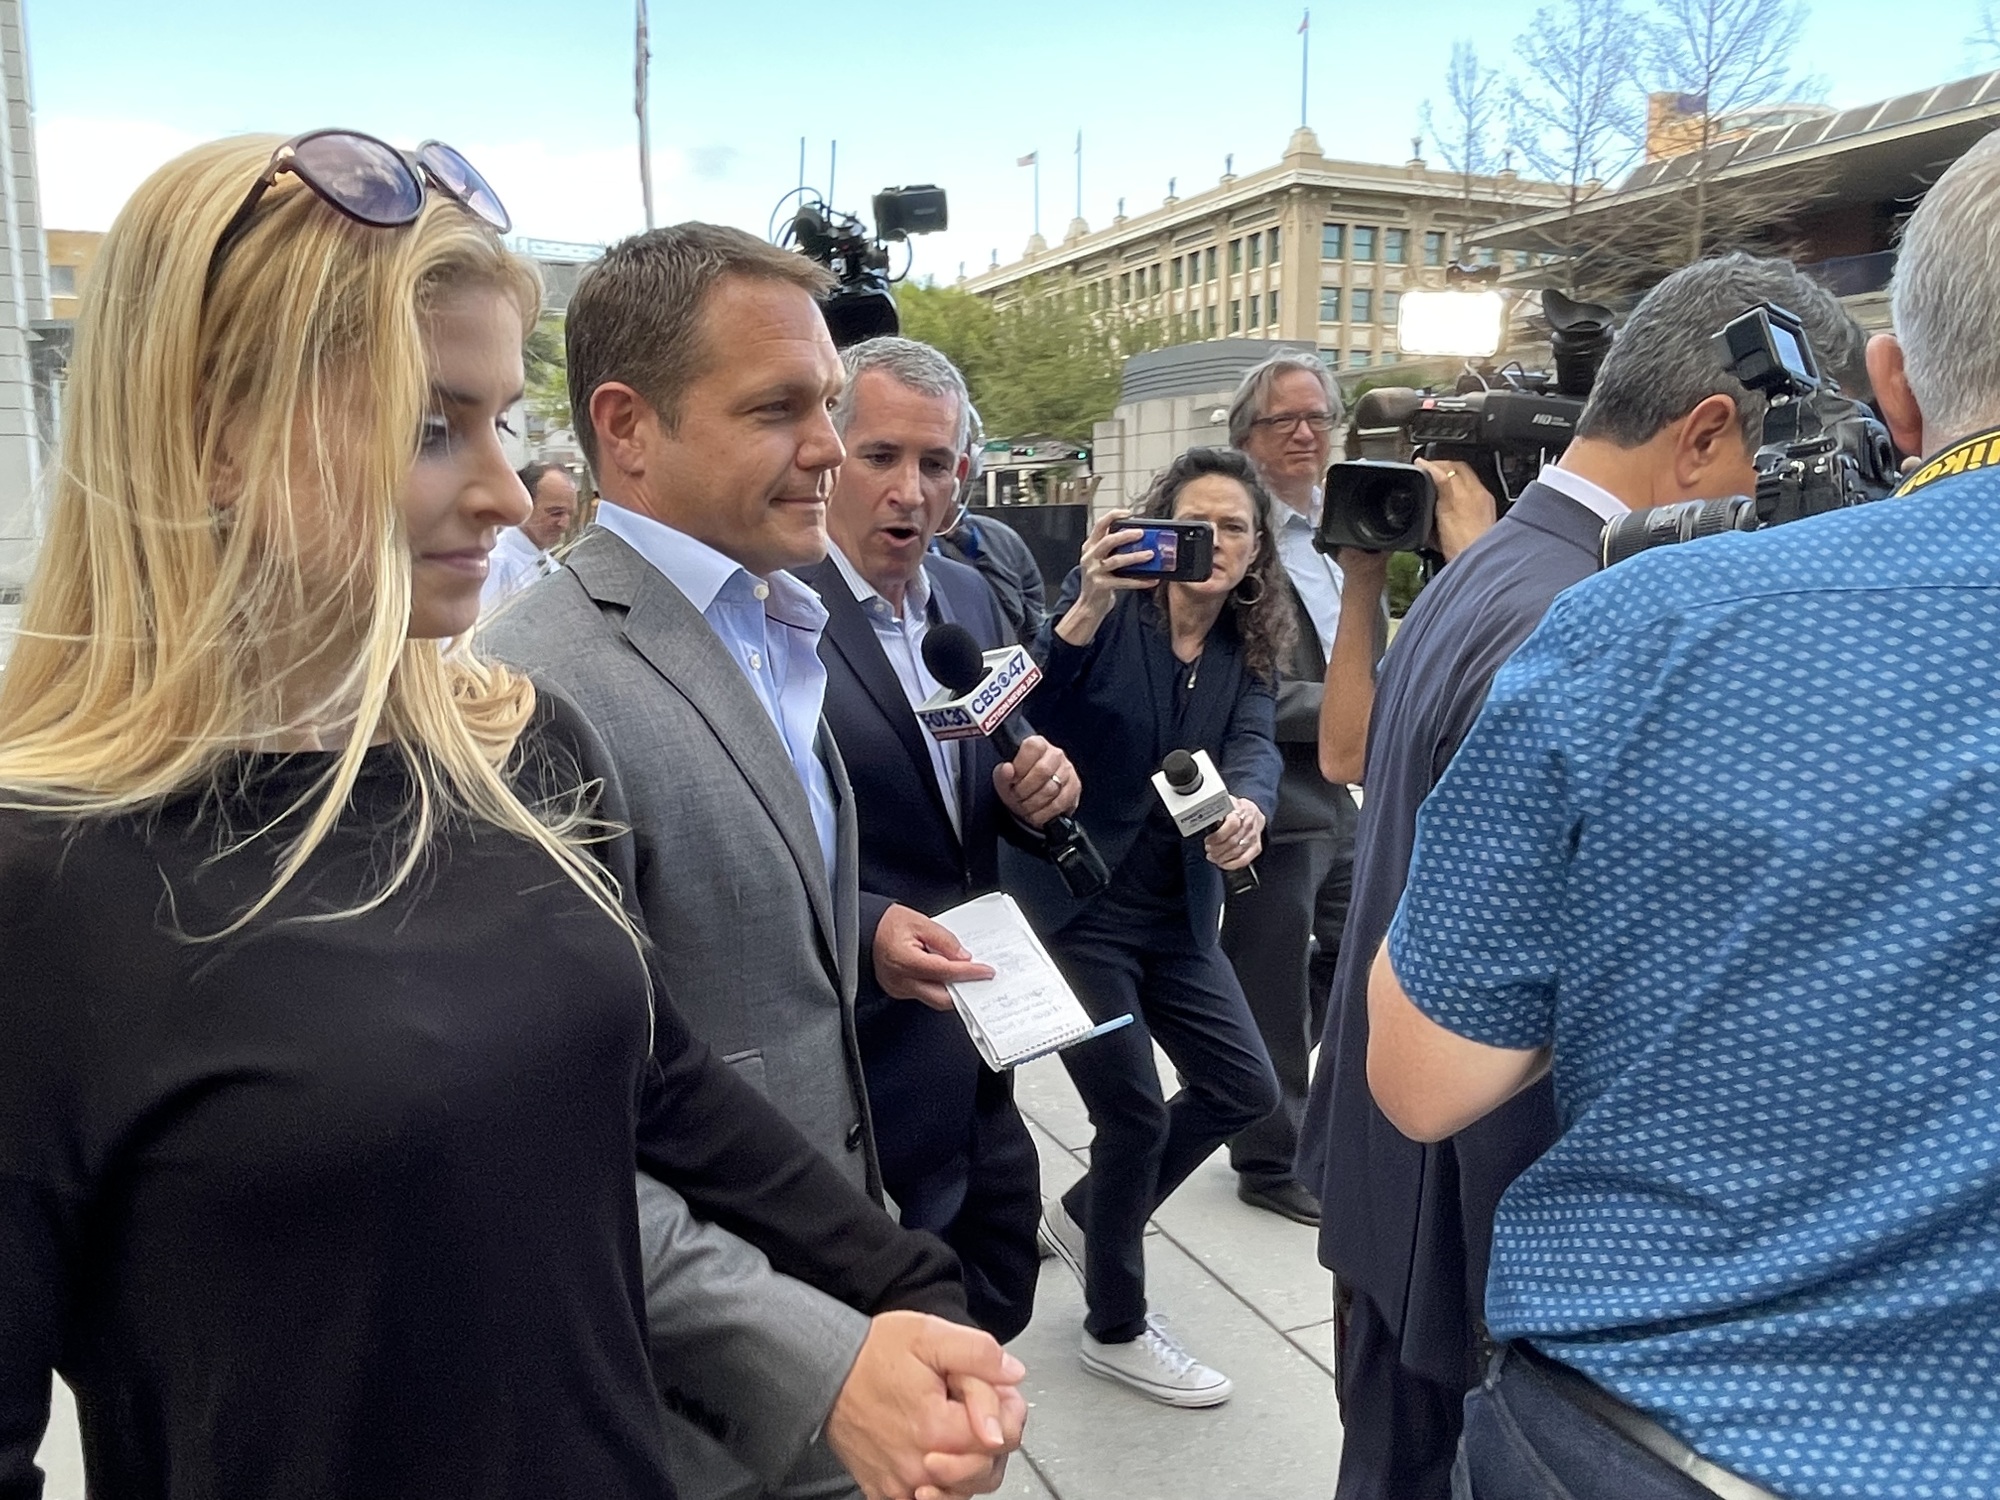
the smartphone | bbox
[1109,519,1215,582]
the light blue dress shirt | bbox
[595,502,838,887]
[827,545,963,838]
[1273,490,1345,658]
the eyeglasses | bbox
[206,129,511,290]
[1249,410,1338,434]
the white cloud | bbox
[36,115,209,231]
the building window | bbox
[1229,238,1243,273]
[1205,246,1218,282]
[1172,258,1184,290]
[1380,350,1399,366]
[1423,230,1446,266]
[51,264,78,296]
[1352,226,1377,261]
[1230,299,1242,333]
[1384,228,1408,265]
[1119,273,1131,303]
[1267,290,1280,326]
[1351,288,1373,323]
[1348,350,1370,369]
[1270,228,1282,262]
[1319,286,1342,323]
[1248,235,1262,269]
[1152,265,1162,293]
[1382,290,1400,325]
[1477,246,1498,265]
[1321,223,1345,260]
[1206,306,1219,335]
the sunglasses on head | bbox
[206,128,511,289]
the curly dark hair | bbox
[1134,446,1295,685]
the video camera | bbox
[1315,289,1614,556]
[1598,302,1898,567]
[777,185,948,348]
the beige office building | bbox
[960,126,1568,375]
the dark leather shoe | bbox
[1236,1179,1321,1226]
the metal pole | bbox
[1075,130,1083,220]
[1300,9,1311,128]
[1034,153,1041,238]
[635,0,654,229]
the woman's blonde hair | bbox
[0,134,626,937]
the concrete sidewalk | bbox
[35,1054,1343,1500]
[993,1054,1341,1500]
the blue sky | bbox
[30,0,1999,284]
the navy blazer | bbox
[1296,481,1592,1385]
[1005,568,1281,945]
[796,553,1032,1192]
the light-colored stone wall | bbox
[0,0,48,642]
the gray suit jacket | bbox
[483,526,877,1197]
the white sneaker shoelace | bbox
[1137,1318,1203,1380]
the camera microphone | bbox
[918,624,1110,899]
[1152,749,1259,897]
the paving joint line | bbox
[1020,1105,1334,1379]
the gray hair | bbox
[1226,351,1344,449]
[1576,252,1868,450]
[1893,129,2000,447]
[833,336,971,450]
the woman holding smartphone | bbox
[1006,446,1288,1408]
[0,133,989,1500]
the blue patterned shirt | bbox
[1388,472,2000,1499]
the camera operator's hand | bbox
[993,734,1081,828]
[1203,796,1265,872]
[1415,459,1498,562]
[1332,546,1392,593]
[1056,510,1157,647]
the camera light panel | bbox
[1398,289,1506,359]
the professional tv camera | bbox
[1314,288,1614,556]
[774,185,947,347]
[1598,302,1898,567]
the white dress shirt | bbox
[479,526,550,612]
[1273,488,1345,660]
[1535,463,1630,523]
[828,545,964,838]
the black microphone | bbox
[921,623,1109,899]
[1156,749,1259,897]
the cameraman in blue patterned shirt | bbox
[1368,135,2000,1500]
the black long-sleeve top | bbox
[0,699,963,1500]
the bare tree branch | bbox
[1508,0,1646,214]
[1423,42,1504,207]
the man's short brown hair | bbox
[565,222,836,471]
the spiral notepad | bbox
[930,892,1133,1071]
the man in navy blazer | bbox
[1296,254,1870,1500]
[796,337,1082,1343]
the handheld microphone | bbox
[1152,749,1259,896]
[919,624,1109,899]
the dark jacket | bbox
[1005,568,1282,944]
[1267,569,1357,842]
[933,514,1047,649]
[793,554,1038,1192]
[1296,481,1593,1385]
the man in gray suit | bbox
[483,224,1018,1500]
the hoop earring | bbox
[1232,573,1265,607]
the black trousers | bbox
[1454,1347,1724,1500]
[1219,819,1352,1188]
[1049,904,1279,1341]
[1333,1283,1464,1500]
[887,1073,1042,1345]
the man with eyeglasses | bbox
[1220,351,1372,1228]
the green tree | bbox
[896,278,1166,444]
[524,315,569,432]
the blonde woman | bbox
[0,133,992,1500]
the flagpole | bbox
[1034,153,1042,238]
[635,0,655,229]
[1300,9,1311,128]
[1075,130,1083,220]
